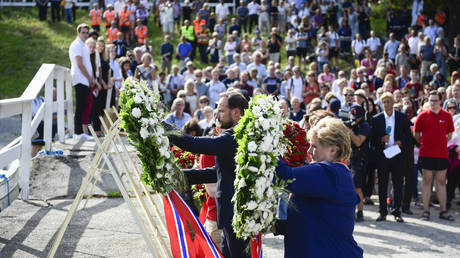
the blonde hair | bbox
[307,117,351,162]
[380,92,394,103]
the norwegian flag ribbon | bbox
[163,189,223,258]
[250,233,263,258]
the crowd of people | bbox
[65,0,460,256]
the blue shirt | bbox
[276,161,363,258]
[160,42,174,61]
[384,40,400,59]
[420,45,434,61]
[165,112,192,131]
[263,76,281,94]
[237,7,249,18]
[177,42,193,58]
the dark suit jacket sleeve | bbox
[170,130,237,158]
[370,115,381,151]
[397,112,412,147]
[183,167,218,185]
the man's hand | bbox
[381,135,389,143]
[395,140,402,147]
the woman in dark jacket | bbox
[276,117,363,258]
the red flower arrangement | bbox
[171,146,198,169]
[282,121,309,167]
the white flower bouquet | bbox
[119,78,186,194]
[232,95,286,239]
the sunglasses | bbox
[345,94,354,97]
[448,106,457,110]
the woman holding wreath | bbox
[276,117,363,258]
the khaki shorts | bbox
[204,219,222,248]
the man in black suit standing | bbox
[168,91,250,258]
[371,92,412,223]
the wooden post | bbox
[44,74,54,151]
[65,72,74,137]
[19,101,32,200]
[56,70,65,143]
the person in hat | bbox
[196,19,210,63]
[328,98,341,116]
[348,104,370,222]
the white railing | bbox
[0,64,74,202]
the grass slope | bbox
[0,3,387,99]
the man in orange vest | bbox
[119,5,131,44]
[103,4,117,30]
[107,21,120,44]
[89,3,102,32]
[135,19,148,45]
[195,21,210,63]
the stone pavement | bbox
[0,139,459,257]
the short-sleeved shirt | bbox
[296,32,308,48]
[263,76,281,94]
[69,36,93,86]
[177,42,193,58]
[414,109,454,159]
[160,42,174,61]
[165,112,192,131]
[420,45,434,61]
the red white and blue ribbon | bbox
[251,233,263,258]
[163,193,194,258]
[163,189,223,258]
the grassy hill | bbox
[0,5,387,99]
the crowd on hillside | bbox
[61,0,460,239]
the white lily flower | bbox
[139,127,150,139]
[247,141,257,152]
[247,201,257,210]
[133,95,142,104]
[131,107,142,118]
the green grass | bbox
[0,3,389,99]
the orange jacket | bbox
[104,10,117,27]
[107,27,120,44]
[135,25,148,44]
[435,12,446,26]
[90,9,102,26]
[416,14,427,27]
[119,10,131,27]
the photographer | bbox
[347,105,370,222]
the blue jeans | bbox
[65,8,72,24]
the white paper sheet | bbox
[383,145,401,159]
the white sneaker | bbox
[74,133,94,141]
[81,133,94,141]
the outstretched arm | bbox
[184,167,218,185]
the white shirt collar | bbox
[384,109,394,119]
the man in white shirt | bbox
[113,0,125,13]
[215,0,229,24]
[207,69,227,108]
[229,53,247,72]
[69,24,94,140]
[366,30,381,57]
[352,33,367,60]
[167,65,185,98]
[246,52,267,84]
[247,0,260,33]
[286,66,305,104]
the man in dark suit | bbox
[371,92,412,223]
[168,91,250,258]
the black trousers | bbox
[198,44,209,64]
[74,84,90,135]
[239,18,248,33]
[363,155,376,198]
[51,2,60,22]
[402,150,415,209]
[377,154,403,216]
[91,89,107,132]
[221,225,250,258]
[447,165,460,203]
[249,14,258,33]
[38,5,47,21]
